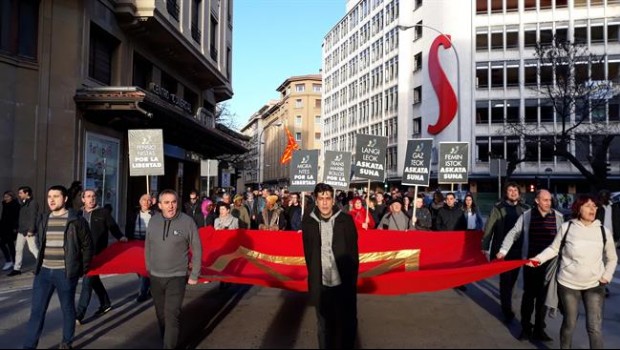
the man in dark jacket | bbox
[23,185,93,349]
[1,191,20,271]
[302,183,359,349]
[75,189,127,324]
[183,190,204,227]
[435,192,466,231]
[482,182,529,323]
[9,186,40,276]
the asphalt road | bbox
[1,262,619,349]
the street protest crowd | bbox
[0,181,617,349]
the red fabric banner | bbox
[88,227,526,295]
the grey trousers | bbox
[150,276,187,349]
[558,283,606,349]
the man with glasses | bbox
[183,190,204,227]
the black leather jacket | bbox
[35,209,94,279]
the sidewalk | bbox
[0,253,37,292]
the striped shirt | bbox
[528,209,557,256]
[133,211,152,240]
[43,212,68,269]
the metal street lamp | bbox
[397,24,461,141]
[257,120,283,188]
[545,167,553,191]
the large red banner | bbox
[89,227,525,295]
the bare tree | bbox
[503,36,620,190]
[215,102,240,130]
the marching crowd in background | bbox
[0,180,618,349]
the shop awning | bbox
[74,87,248,159]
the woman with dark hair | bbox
[348,197,375,231]
[462,193,484,230]
[528,194,617,349]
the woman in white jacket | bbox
[528,194,617,349]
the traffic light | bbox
[606,162,612,176]
[529,184,535,192]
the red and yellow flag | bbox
[279,126,300,164]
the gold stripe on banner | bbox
[358,249,420,278]
[207,246,420,281]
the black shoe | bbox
[136,293,149,303]
[7,270,21,277]
[503,311,515,324]
[455,285,467,291]
[532,329,553,342]
[518,328,532,341]
[94,305,112,316]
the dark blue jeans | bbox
[23,267,79,349]
[558,283,606,349]
[76,275,110,320]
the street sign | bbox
[322,151,352,191]
[128,129,165,176]
[354,134,388,181]
[402,139,433,186]
[289,150,319,192]
[438,142,469,184]
[489,159,507,177]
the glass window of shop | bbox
[84,132,120,219]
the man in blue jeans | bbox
[23,185,93,349]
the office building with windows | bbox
[322,0,620,193]
[0,0,245,226]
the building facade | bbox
[0,0,245,226]
[322,0,620,193]
[241,75,323,189]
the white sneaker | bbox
[2,262,13,271]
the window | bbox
[608,24,619,42]
[161,71,177,94]
[476,63,489,88]
[491,100,504,124]
[132,53,152,89]
[476,137,490,162]
[414,52,422,72]
[295,99,303,108]
[524,29,537,47]
[412,117,422,135]
[491,65,504,88]
[476,101,489,124]
[506,0,518,11]
[89,24,119,85]
[210,15,218,61]
[591,25,604,43]
[184,88,198,114]
[413,86,422,104]
[295,84,305,92]
[315,115,321,124]
[506,100,519,123]
[574,25,587,45]
[414,21,423,41]
[295,115,302,125]
[295,132,302,142]
[506,62,519,87]
[506,137,520,160]
[315,132,321,140]
[313,84,322,92]
[540,100,554,122]
[315,99,321,108]
[540,136,554,162]
[490,0,503,13]
[506,26,518,49]
[0,0,39,59]
[476,32,488,51]
[556,27,568,43]
[524,60,537,86]
[415,0,423,10]
[540,26,553,45]
[525,137,539,162]
[490,137,504,159]
[524,99,538,123]
[476,0,488,14]
[490,29,503,49]
[191,0,202,43]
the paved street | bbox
[0,259,619,349]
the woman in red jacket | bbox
[348,197,375,230]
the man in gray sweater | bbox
[146,189,202,349]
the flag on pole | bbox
[280,127,300,164]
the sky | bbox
[228,0,345,129]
